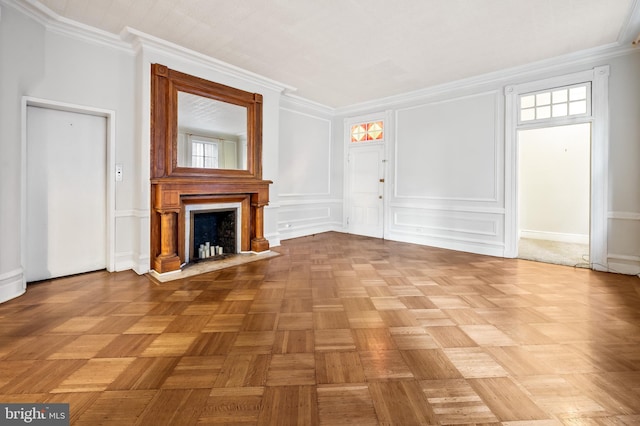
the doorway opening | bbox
[504,66,609,270]
[517,123,591,267]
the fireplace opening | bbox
[191,209,236,261]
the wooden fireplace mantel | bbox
[151,177,271,274]
[150,64,271,274]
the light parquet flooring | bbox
[1,232,640,425]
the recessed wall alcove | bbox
[150,64,271,274]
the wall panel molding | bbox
[393,91,501,203]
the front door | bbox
[26,106,107,282]
[346,144,385,238]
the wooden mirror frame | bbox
[151,63,263,180]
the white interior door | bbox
[26,106,107,282]
[347,144,385,238]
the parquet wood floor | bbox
[1,232,639,425]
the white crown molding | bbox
[122,27,296,94]
[336,42,635,115]
[280,93,335,115]
[2,0,132,53]
[618,0,640,44]
[3,0,297,94]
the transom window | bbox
[350,120,384,142]
[519,83,591,123]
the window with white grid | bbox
[519,83,591,124]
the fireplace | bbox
[184,202,242,264]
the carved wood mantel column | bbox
[154,209,181,272]
[251,193,269,252]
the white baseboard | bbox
[607,254,640,276]
[279,223,342,242]
[520,230,589,245]
[0,268,26,303]
[386,231,505,258]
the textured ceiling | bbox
[35,0,635,108]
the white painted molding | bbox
[2,0,132,53]
[336,43,631,115]
[125,28,295,94]
[0,268,26,304]
[609,211,640,220]
[278,223,342,242]
[134,255,150,275]
[280,93,334,115]
[391,213,500,238]
[392,91,501,204]
[278,198,343,206]
[2,0,296,94]
[520,230,589,245]
[114,209,150,218]
[618,0,640,44]
[607,253,640,276]
[389,203,505,215]
[387,231,505,258]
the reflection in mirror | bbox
[177,91,248,170]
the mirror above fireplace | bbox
[150,63,263,180]
[177,91,248,170]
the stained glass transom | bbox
[351,121,384,142]
[519,83,591,123]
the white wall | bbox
[277,97,343,240]
[337,50,640,274]
[0,5,44,302]
[518,124,590,243]
[0,4,137,302]
[388,92,504,255]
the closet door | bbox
[26,106,107,282]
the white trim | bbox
[606,254,640,276]
[280,93,334,115]
[618,0,640,45]
[126,28,294,94]
[278,198,342,206]
[0,268,26,304]
[336,43,631,115]
[115,209,150,218]
[0,0,295,94]
[609,211,640,221]
[387,231,505,258]
[393,90,502,204]
[504,66,609,273]
[3,0,132,54]
[389,204,505,215]
[520,230,589,245]
[21,97,117,278]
